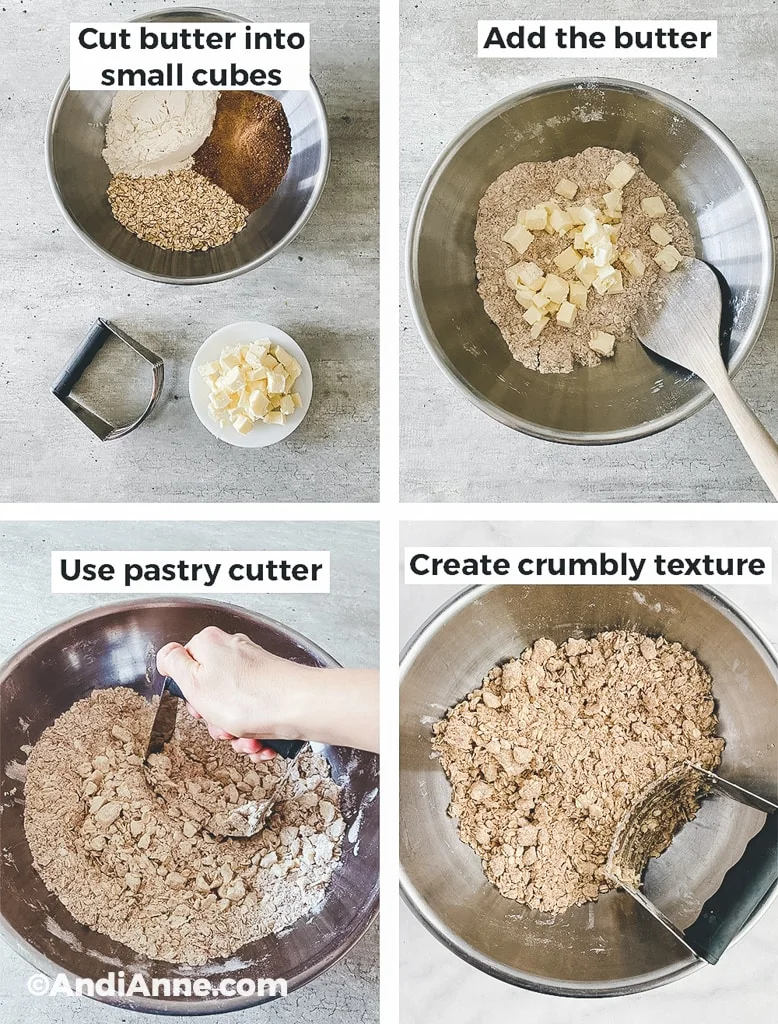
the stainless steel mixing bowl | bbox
[407,79,774,443]
[0,599,379,1014]
[46,8,330,285]
[400,584,778,996]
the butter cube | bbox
[198,360,220,378]
[568,281,588,309]
[554,178,579,200]
[274,347,296,371]
[233,415,253,435]
[649,223,673,246]
[514,286,535,309]
[531,291,551,309]
[266,369,287,394]
[219,352,241,372]
[620,249,645,279]
[522,306,544,326]
[606,268,624,293]
[603,189,623,215]
[260,353,279,370]
[575,257,598,287]
[502,223,534,254]
[279,395,296,416]
[264,411,286,425]
[248,389,270,419]
[556,301,577,327]
[605,160,636,190]
[515,209,527,225]
[540,273,569,304]
[592,240,615,268]
[573,231,587,251]
[654,245,683,272]
[579,204,600,223]
[243,349,264,369]
[524,205,548,231]
[210,390,231,411]
[566,207,588,226]
[589,330,616,357]
[529,316,550,339]
[581,219,602,244]
[221,365,245,391]
[247,367,268,382]
[553,246,580,273]
[516,262,545,290]
[592,265,620,295]
[291,392,303,408]
[549,206,574,235]
[641,196,667,219]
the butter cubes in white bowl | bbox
[189,321,313,447]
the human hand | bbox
[157,626,310,763]
[158,625,379,758]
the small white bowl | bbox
[189,321,312,448]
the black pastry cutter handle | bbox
[51,318,164,441]
[149,674,305,761]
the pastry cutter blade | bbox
[606,763,777,964]
[51,318,164,441]
[144,661,305,838]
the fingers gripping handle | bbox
[164,677,305,758]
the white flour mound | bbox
[103,90,219,177]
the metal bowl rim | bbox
[399,581,778,997]
[44,6,331,287]
[405,76,775,445]
[0,595,379,1014]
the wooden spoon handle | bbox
[708,375,778,501]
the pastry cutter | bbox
[51,318,164,441]
[144,666,305,838]
[606,762,777,964]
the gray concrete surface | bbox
[0,0,378,502]
[400,1,778,502]
[0,519,379,1023]
[399,519,778,1023]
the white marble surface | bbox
[0,0,378,502]
[400,0,778,502]
[0,519,379,1024]
[399,519,778,1022]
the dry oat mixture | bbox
[432,631,724,914]
[24,687,344,965]
[107,170,248,252]
[475,147,695,373]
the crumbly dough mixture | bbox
[475,147,695,373]
[432,631,724,914]
[24,687,344,965]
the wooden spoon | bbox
[634,259,778,500]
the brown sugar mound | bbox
[432,631,724,914]
[194,92,292,212]
[24,687,344,965]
